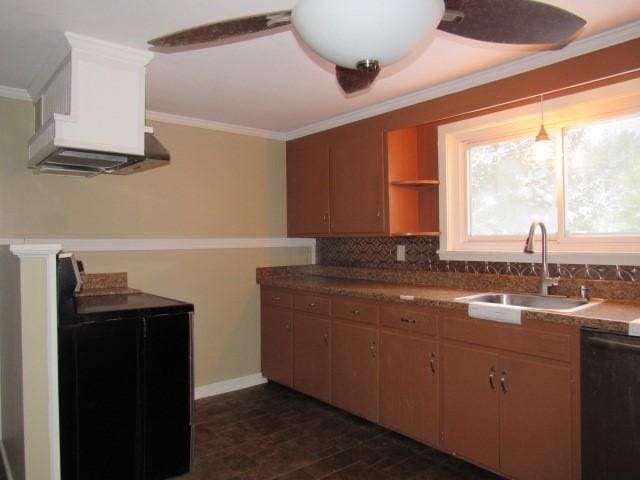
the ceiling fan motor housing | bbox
[291,0,445,69]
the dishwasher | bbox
[581,329,640,479]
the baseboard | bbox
[0,441,15,480]
[194,373,268,400]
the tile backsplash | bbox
[316,237,639,282]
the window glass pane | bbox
[468,136,557,236]
[564,113,640,235]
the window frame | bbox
[438,78,640,265]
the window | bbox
[439,78,640,264]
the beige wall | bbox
[77,247,308,386]
[0,97,288,238]
[0,96,309,393]
[0,247,25,480]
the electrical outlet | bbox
[396,245,406,262]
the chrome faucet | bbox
[523,221,559,295]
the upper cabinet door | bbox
[286,142,330,236]
[330,130,385,234]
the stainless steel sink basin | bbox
[457,292,598,312]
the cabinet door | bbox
[380,331,438,445]
[143,313,192,480]
[293,313,331,402]
[441,341,500,471]
[73,318,142,480]
[330,131,385,234]
[332,320,379,421]
[261,305,293,386]
[499,356,572,480]
[287,142,330,235]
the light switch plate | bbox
[396,245,406,262]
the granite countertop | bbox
[75,272,141,297]
[256,265,640,335]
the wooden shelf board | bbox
[390,231,441,237]
[390,180,440,187]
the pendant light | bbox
[535,94,551,161]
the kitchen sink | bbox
[457,292,599,312]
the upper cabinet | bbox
[330,131,385,234]
[286,121,440,237]
[286,129,386,237]
[286,142,330,236]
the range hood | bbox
[27,33,170,177]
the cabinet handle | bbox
[488,367,496,389]
[350,309,361,315]
[370,342,376,358]
[323,333,329,345]
[429,352,436,374]
[400,316,416,324]
[273,296,281,301]
[322,213,328,222]
[376,210,382,218]
[285,323,291,331]
[500,370,508,394]
[308,302,317,307]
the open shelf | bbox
[387,124,439,236]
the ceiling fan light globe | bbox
[292,0,444,69]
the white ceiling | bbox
[1,0,640,137]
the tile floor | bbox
[185,382,503,480]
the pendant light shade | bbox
[535,94,552,161]
[291,0,445,69]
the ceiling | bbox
[1,0,640,137]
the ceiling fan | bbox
[149,0,586,94]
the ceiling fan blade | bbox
[335,66,381,94]
[438,0,586,45]
[149,10,292,48]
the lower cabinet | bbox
[293,313,331,402]
[442,341,574,480]
[260,287,579,480]
[380,331,439,446]
[332,320,379,421]
[261,305,293,387]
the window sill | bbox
[438,249,640,266]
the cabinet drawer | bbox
[442,316,570,363]
[293,293,331,316]
[332,298,379,325]
[382,306,436,335]
[261,288,292,308]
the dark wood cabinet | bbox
[380,331,438,445]
[293,313,331,402]
[332,320,379,421]
[329,131,385,234]
[286,142,330,236]
[261,305,293,387]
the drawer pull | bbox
[308,302,317,307]
[400,317,416,324]
[429,352,436,373]
[285,323,291,331]
[370,341,376,358]
[488,367,496,390]
[273,296,281,301]
[350,309,361,315]
[323,333,329,345]
[500,370,508,394]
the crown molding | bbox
[146,110,287,140]
[284,20,640,140]
[0,85,31,101]
[64,32,154,66]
